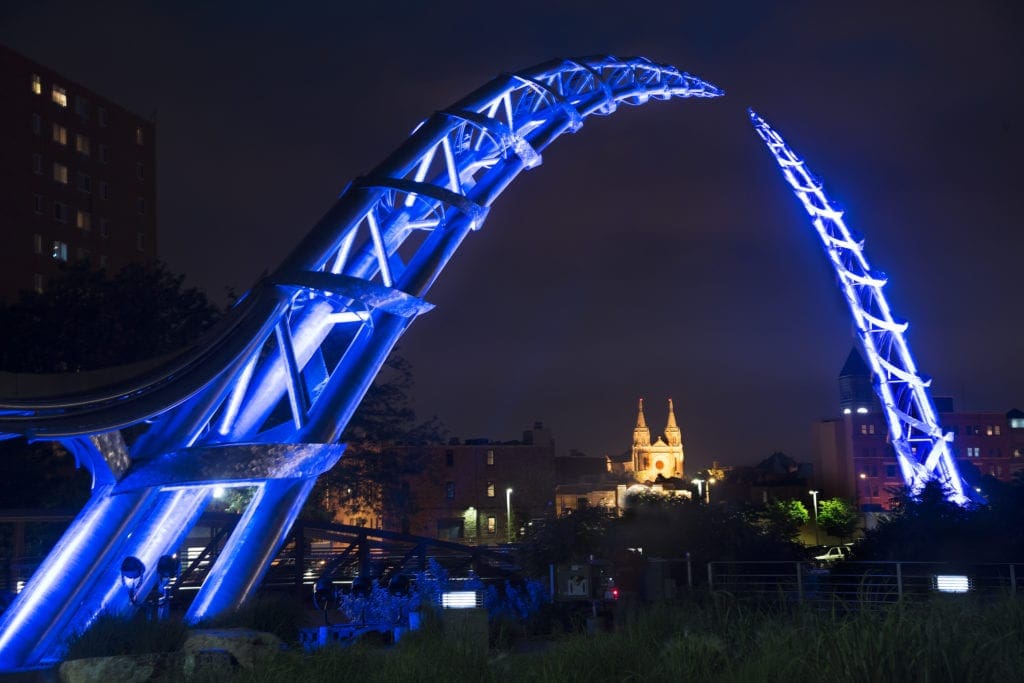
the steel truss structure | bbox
[749,110,975,505]
[0,56,722,669]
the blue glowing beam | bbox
[749,109,975,506]
[0,57,723,671]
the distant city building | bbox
[813,349,1024,510]
[712,452,813,505]
[334,422,600,544]
[608,398,685,482]
[562,398,691,515]
[0,45,157,300]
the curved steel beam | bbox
[749,109,976,506]
[0,56,722,670]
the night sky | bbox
[3,2,1022,468]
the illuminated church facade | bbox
[628,398,685,482]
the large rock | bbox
[182,628,284,671]
[59,652,181,683]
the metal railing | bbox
[706,561,1022,606]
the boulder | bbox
[182,628,284,670]
[59,651,181,683]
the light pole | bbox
[506,487,513,543]
[692,478,705,503]
[809,490,820,545]
[706,477,715,504]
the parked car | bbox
[814,546,851,562]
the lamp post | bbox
[809,489,820,546]
[506,487,513,543]
[692,478,705,503]
[706,477,715,504]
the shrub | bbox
[63,611,188,660]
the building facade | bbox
[813,349,1024,510]
[0,45,157,300]
[622,398,685,482]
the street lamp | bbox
[506,487,513,543]
[692,478,705,502]
[808,490,820,545]
[706,477,715,504]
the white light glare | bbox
[213,486,225,499]
[856,407,868,414]
[843,408,852,415]
[935,575,969,593]
[441,591,478,609]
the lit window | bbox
[135,126,144,145]
[33,194,44,214]
[1012,418,1024,430]
[76,210,91,231]
[53,162,69,184]
[487,482,495,497]
[31,74,41,95]
[32,114,41,135]
[33,273,43,294]
[51,241,68,262]
[51,85,67,107]
[98,144,109,163]
[986,426,993,436]
[136,232,144,252]
[77,172,91,193]
[99,218,110,238]
[994,425,1001,436]
[136,197,145,214]
[98,107,108,127]
[486,450,495,466]
[487,516,496,534]
[32,154,42,174]
[52,123,67,145]
[33,234,43,254]
[100,182,109,200]
[445,482,455,500]
[75,134,90,156]
[136,162,144,180]
[967,447,980,458]
[52,202,67,223]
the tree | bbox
[0,261,222,373]
[817,498,859,541]
[307,352,446,524]
[759,499,809,543]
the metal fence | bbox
[706,561,1022,606]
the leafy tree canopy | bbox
[0,261,222,373]
[817,497,860,541]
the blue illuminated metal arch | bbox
[0,56,722,670]
[749,109,976,506]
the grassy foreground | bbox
[217,595,1024,682]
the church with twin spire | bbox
[628,398,685,483]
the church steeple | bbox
[633,398,651,447]
[665,398,682,447]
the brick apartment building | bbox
[813,349,1024,510]
[0,45,157,300]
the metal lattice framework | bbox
[749,109,974,506]
[0,56,722,670]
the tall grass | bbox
[67,596,1024,681]
[63,611,188,660]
